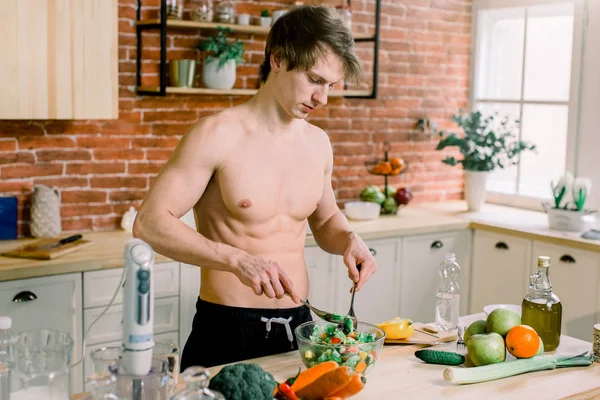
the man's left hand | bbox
[343,233,377,292]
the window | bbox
[470,0,585,206]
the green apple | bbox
[464,320,487,344]
[486,308,521,338]
[535,336,544,356]
[467,332,506,366]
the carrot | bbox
[290,361,338,393]
[324,397,344,400]
[329,373,367,398]
[295,366,356,400]
[354,361,367,373]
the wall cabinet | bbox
[0,0,118,119]
[470,231,532,313]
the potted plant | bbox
[543,171,596,231]
[196,27,245,90]
[435,110,536,211]
[260,9,272,27]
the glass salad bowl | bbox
[295,320,385,375]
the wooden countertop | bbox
[0,231,174,281]
[2,201,598,282]
[71,313,600,400]
[203,313,600,400]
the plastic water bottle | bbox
[0,316,14,400]
[435,253,460,332]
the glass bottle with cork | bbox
[521,256,563,351]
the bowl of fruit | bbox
[295,320,385,375]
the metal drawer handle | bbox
[369,248,377,256]
[560,254,576,264]
[13,291,37,303]
[431,240,443,249]
[495,242,509,250]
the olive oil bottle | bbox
[521,256,562,351]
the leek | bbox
[443,353,593,385]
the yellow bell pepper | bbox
[376,317,414,339]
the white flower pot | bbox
[202,58,236,90]
[543,203,597,232]
[260,16,272,27]
[464,170,488,211]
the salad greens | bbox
[301,322,379,373]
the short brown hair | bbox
[259,6,362,84]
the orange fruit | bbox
[505,325,540,359]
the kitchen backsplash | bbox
[0,0,470,237]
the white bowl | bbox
[344,201,381,221]
[483,304,522,317]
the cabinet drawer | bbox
[0,273,81,334]
[84,262,179,308]
[83,296,179,345]
[83,331,179,389]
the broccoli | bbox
[208,363,277,400]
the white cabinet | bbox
[83,262,180,308]
[470,230,532,313]
[83,296,179,344]
[333,238,401,325]
[531,242,600,341]
[179,263,200,348]
[0,273,83,394]
[305,246,334,319]
[400,230,472,323]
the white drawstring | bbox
[260,316,294,348]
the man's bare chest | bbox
[216,146,325,223]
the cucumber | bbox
[415,349,465,366]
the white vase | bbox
[202,59,236,90]
[464,171,488,211]
[30,184,62,238]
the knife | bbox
[32,234,83,251]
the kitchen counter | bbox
[2,201,598,281]
[200,313,599,400]
[71,313,600,400]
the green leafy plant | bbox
[551,170,592,211]
[435,110,536,172]
[261,9,270,17]
[196,27,245,70]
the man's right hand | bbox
[232,255,301,304]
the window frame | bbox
[468,0,586,211]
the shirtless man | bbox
[133,5,377,369]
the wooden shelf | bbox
[137,86,372,97]
[136,19,375,40]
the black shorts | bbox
[180,298,313,370]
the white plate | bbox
[483,304,522,317]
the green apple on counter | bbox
[467,332,506,367]
[486,308,521,337]
[464,320,487,344]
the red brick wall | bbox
[0,0,471,237]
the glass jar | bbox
[191,0,214,22]
[171,367,225,399]
[214,1,235,24]
[336,5,352,29]
[166,0,183,20]
[521,256,563,351]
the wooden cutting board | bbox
[1,237,92,260]
[384,322,457,345]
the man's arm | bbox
[307,136,376,291]
[133,117,300,302]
